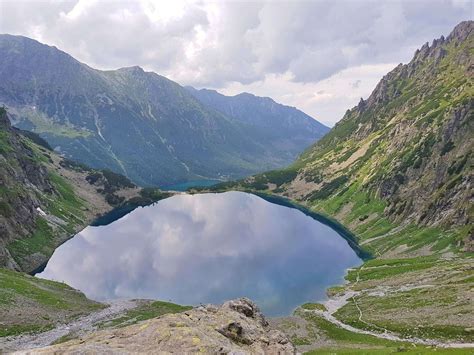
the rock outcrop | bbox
[0,107,162,272]
[26,298,295,354]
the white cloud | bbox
[218,63,397,126]
[0,0,469,124]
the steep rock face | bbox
[0,107,149,272]
[28,298,295,354]
[0,35,327,186]
[226,21,473,256]
[187,87,329,162]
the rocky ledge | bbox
[23,298,295,354]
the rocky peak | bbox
[447,20,473,44]
[118,65,145,75]
[0,107,10,128]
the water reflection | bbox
[38,192,361,316]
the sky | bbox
[0,0,471,126]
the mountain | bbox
[0,35,328,186]
[186,87,329,162]
[213,21,473,256]
[0,107,167,272]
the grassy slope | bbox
[0,268,104,337]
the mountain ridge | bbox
[0,34,328,186]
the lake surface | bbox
[161,179,223,191]
[38,192,361,316]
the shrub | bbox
[307,175,349,201]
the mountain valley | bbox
[0,13,472,355]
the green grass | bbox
[48,172,85,223]
[24,111,91,138]
[335,292,472,342]
[296,309,404,347]
[0,130,13,154]
[346,260,437,283]
[306,347,474,354]
[334,256,474,343]
[7,217,55,264]
[98,300,192,329]
[0,324,54,338]
[0,268,104,337]
[327,286,346,297]
[301,303,327,311]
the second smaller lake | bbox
[161,179,223,191]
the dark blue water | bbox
[162,179,223,191]
[38,192,361,316]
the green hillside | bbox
[215,20,473,258]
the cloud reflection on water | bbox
[38,192,361,316]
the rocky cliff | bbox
[0,107,162,272]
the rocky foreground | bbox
[20,298,295,354]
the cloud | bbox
[219,63,397,126]
[351,80,362,89]
[0,0,470,123]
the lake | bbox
[37,192,361,316]
[161,179,223,191]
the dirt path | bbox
[1,299,139,352]
[305,269,474,349]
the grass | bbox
[306,347,474,354]
[295,309,404,347]
[47,172,85,226]
[301,303,327,311]
[0,324,54,338]
[334,256,474,343]
[0,130,12,154]
[51,333,79,345]
[23,110,91,138]
[345,260,438,283]
[0,268,104,337]
[98,300,192,329]
[7,217,56,265]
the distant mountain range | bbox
[0,35,328,186]
[186,87,328,158]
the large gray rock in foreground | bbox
[25,298,295,354]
